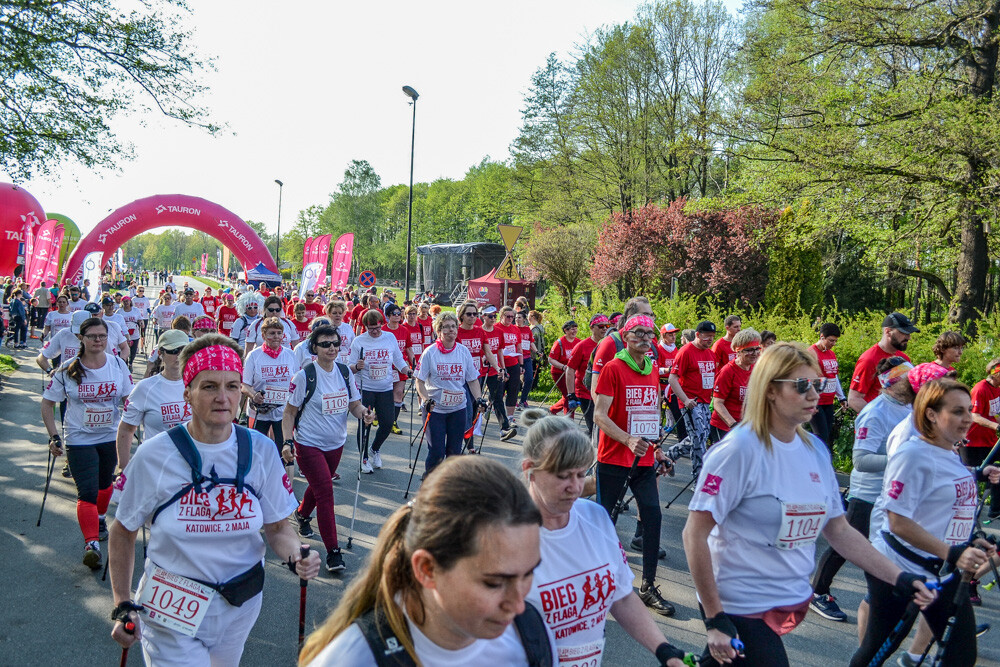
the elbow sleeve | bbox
[852,449,887,473]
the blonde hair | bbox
[520,409,595,474]
[433,312,459,333]
[741,341,821,451]
[325,299,346,316]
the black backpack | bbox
[355,601,552,666]
[151,425,257,524]
[293,360,352,431]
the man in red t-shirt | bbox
[809,322,848,450]
[848,312,917,412]
[967,362,1000,517]
[200,287,218,318]
[711,315,741,368]
[656,322,684,440]
[666,320,717,479]
[593,314,675,617]
[301,290,325,320]
[417,301,434,347]
[565,314,609,434]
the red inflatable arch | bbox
[63,194,278,284]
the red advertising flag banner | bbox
[312,234,332,287]
[43,224,66,287]
[302,236,315,275]
[26,219,59,290]
[329,233,354,290]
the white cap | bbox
[70,310,91,334]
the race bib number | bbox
[411,344,422,355]
[321,389,349,416]
[83,405,113,428]
[701,373,715,390]
[222,320,233,331]
[776,503,826,550]
[945,507,975,545]
[823,378,838,393]
[137,565,216,638]
[558,639,605,667]
[503,345,517,357]
[440,389,464,408]
[369,364,389,381]
[263,385,288,404]
[472,357,481,371]
[627,406,660,438]
[521,339,530,351]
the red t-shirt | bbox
[710,361,751,431]
[670,344,717,404]
[200,296,218,316]
[566,336,599,400]
[655,342,678,387]
[968,378,1000,448]
[498,324,522,367]
[302,302,324,320]
[712,337,735,368]
[405,323,424,367]
[518,325,533,359]
[594,358,660,467]
[811,344,840,406]
[850,344,911,404]
[549,336,579,377]
[217,305,239,334]
[349,302,368,325]
[481,327,504,377]
[386,324,411,382]
[292,317,311,339]
[417,316,434,346]
[457,326,488,377]
[591,334,619,376]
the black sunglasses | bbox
[314,340,340,349]
[161,346,184,355]
[774,378,824,394]
[266,307,281,313]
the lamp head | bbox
[274,179,283,187]
[402,85,419,101]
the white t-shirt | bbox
[43,326,120,360]
[117,308,143,340]
[526,499,633,667]
[115,425,296,583]
[121,374,189,440]
[242,346,300,420]
[151,303,177,329]
[337,322,355,365]
[104,319,128,355]
[67,298,88,313]
[687,424,845,615]
[306,604,556,667]
[164,280,176,291]
[848,394,912,503]
[294,340,317,368]
[231,314,259,346]
[415,344,479,413]
[870,436,978,577]
[104,311,128,340]
[886,416,918,459]
[174,300,206,321]
[43,310,72,336]
[248,317,299,349]
[42,354,133,445]
[132,296,151,318]
[348,332,408,393]
[288,362,359,450]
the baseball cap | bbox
[482,305,498,315]
[101,296,114,305]
[184,287,194,294]
[562,320,578,331]
[83,302,101,314]
[157,329,190,350]
[661,323,680,334]
[882,312,920,334]
[696,321,717,334]
[70,310,91,334]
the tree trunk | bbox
[951,195,988,327]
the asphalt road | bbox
[1,277,998,666]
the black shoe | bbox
[630,535,666,559]
[326,548,345,573]
[500,426,518,441]
[638,581,676,616]
[98,518,108,541]
[61,462,72,478]
[292,510,314,538]
[977,623,990,638]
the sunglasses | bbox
[161,346,184,355]
[463,312,478,317]
[314,340,340,349]
[266,308,282,313]
[740,347,761,354]
[246,305,259,309]
[306,293,315,297]
[774,378,824,394]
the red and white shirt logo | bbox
[701,473,723,496]
[888,480,905,500]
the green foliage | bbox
[0,353,17,375]
[764,205,825,317]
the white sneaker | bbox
[372,451,383,469]
[361,459,374,474]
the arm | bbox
[668,374,693,409]
[847,388,867,413]
[824,514,902,585]
[262,519,320,580]
[41,397,58,440]
[971,412,999,432]
[466,379,483,402]
[280,404,298,455]
[852,449,887,473]
[593,392,650,457]
[109,521,141,648]
[609,593,673,657]
[564,367,576,394]
[484,345,499,372]
[713,402,736,429]
[416,378,429,402]
[116,421,139,470]
[682,510,737,662]
[36,353,52,374]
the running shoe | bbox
[400,403,407,412]
[500,426,518,441]
[361,459,374,474]
[638,581,676,616]
[978,623,991,638]
[61,462,72,478]
[292,510,314,538]
[518,400,529,409]
[331,472,341,481]
[391,423,403,435]
[326,548,346,573]
[629,536,666,559]
[372,450,383,469]
[83,541,102,570]
[98,517,108,541]
[810,593,848,621]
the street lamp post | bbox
[274,179,283,275]
[402,85,418,301]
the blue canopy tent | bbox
[246,262,282,288]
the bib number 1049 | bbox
[137,565,216,637]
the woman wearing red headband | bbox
[109,334,320,664]
[708,329,761,445]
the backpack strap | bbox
[233,425,253,495]
[293,362,318,432]
[513,601,553,667]
[336,361,351,388]
[355,608,417,667]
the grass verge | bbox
[0,353,17,375]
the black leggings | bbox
[503,363,521,408]
[253,419,284,454]
[595,462,660,583]
[696,612,790,667]
[361,389,395,453]
[66,441,117,504]
[809,403,835,454]
[579,397,595,435]
[812,497,873,596]
[127,338,139,367]
[485,375,510,430]
[850,572,977,667]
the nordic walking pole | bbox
[476,393,497,455]
[119,616,137,667]
[346,349,365,550]
[297,544,310,650]
[540,367,567,407]
[404,406,433,499]
[36,447,55,527]
[866,576,948,667]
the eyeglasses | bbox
[740,347,761,354]
[83,334,108,341]
[314,340,340,349]
[774,378,824,394]
[484,314,497,319]
[266,308,281,313]
[161,346,184,355]
[629,330,656,340]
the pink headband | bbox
[620,315,656,334]
[908,362,950,391]
[183,345,243,387]
[192,316,215,330]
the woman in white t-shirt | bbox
[348,309,411,473]
[241,317,300,453]
[415,313,484,476]
[150,292,176,337]
[117,296,143,368]
[520,409,689,667]
[108,334,320,665]
[115,329,190,469]
[683,342,933,667]
[279,325,372,574]
[323,300,354,366]
[299,457,555,667]
[42,293,72,340]
[852,378,1000,667]
[40,317,133,570]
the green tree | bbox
[522,223,597,310]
